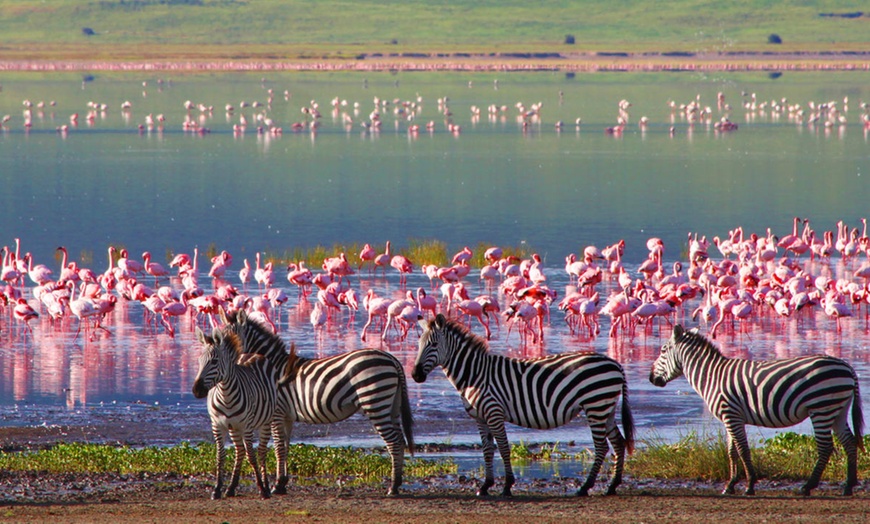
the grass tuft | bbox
[628,431,870,482]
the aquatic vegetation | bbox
[0,442,456,482]
[628,431,870,482]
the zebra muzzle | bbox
[192,380,209,398]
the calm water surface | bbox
[0,71,868,474]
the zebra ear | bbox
[218,307,229,325]
[195,327,208,345]
[211,327,223,343]
[237,308,247,323]
[418,317,429,332]
[673,324,685,338]
[434,313,447,329]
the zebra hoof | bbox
[272,486,287,496]
[500,487,512,498]
[744,488,755,496]
[841,486,854,497]
[211,491,222,501]
[386,487,400,497]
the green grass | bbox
[0,442,456,483]
[628,431,870,482]
[0,0,867,60]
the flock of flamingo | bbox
[4,79,870,139]
[2,215,870,350]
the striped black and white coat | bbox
[222,310,414,497]
[650,324,864,496]
[192,327,275,499]
[412,314,634,498]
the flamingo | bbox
[373,241,391,276]
[456,298,491,339]
[238,259,252,286]
[13,298,39,334]
[361,289,390,342]
[451,246,473,265]
[209,250,232,281]
[117,248,143,274]
[390,252,413,286]
[142,251,169,285]
[358,243,376,271]
[26,253,53,286]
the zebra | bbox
[192,327,275,499]
[412,313,635,497]
[650,324,864,496]
[222,309,415,496]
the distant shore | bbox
[1,51,869,73]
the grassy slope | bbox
[0,0,867,62]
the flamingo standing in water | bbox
[373,241,391,276]
[358,243,376,272]
[361,289,391,342]
[142,251,169,285]
[13,298,39,335]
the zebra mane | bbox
[225,309,299,365]
[433,314,489,355]
[674,324,725,359]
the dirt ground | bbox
[1,470,868,523]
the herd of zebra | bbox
[192,309,864,500]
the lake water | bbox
[0,70,868,477]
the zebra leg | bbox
[475,421,496,497]
[489,419,515,497]
[578,422,610,496]
[604,419,626,495]
[243,429,271,499]
[723,434,740,495]
[226,430,246,497]
[271,420,291,495]
[726,422,756,495]
[380,426,405,497]
[257,427,272,496]
[834,423,859,496]
[212,430,225,500]
[801,421,835,496]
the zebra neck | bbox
[679,341,729,391]
[442,343,488,390]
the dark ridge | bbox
[662,51,695,57]
[597,52,629,57]
[819,11,863,18]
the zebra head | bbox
[412,313,448,383]
[192,327,240,398]
[649,324,688,387]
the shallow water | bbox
[0,71,869,481]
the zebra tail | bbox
[853,380,864,452]
[398,366,415,455]
[621,380,636,455]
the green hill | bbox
[0,1,867,62]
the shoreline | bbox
[1,52,869,73]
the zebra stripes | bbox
[222,309,414,496]
[650,324,864,496]
[192,327,275,499]
[412,313,634,497]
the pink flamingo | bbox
[390,251,413,286]
[238,259,252,286]
[209,250,232,281]
[142,251,169,285]
[416,287,438,318]
[484,246,503,263]
[361,289,391,342]
[456,298,491,339]
[383,291,417,341]
[287,261,314,296]
[358,243,376,271]
[13,298,38,335]
[451,246,473,265]
[373,241,392,276]
[118,248,143,274]
[26,253,53,286]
